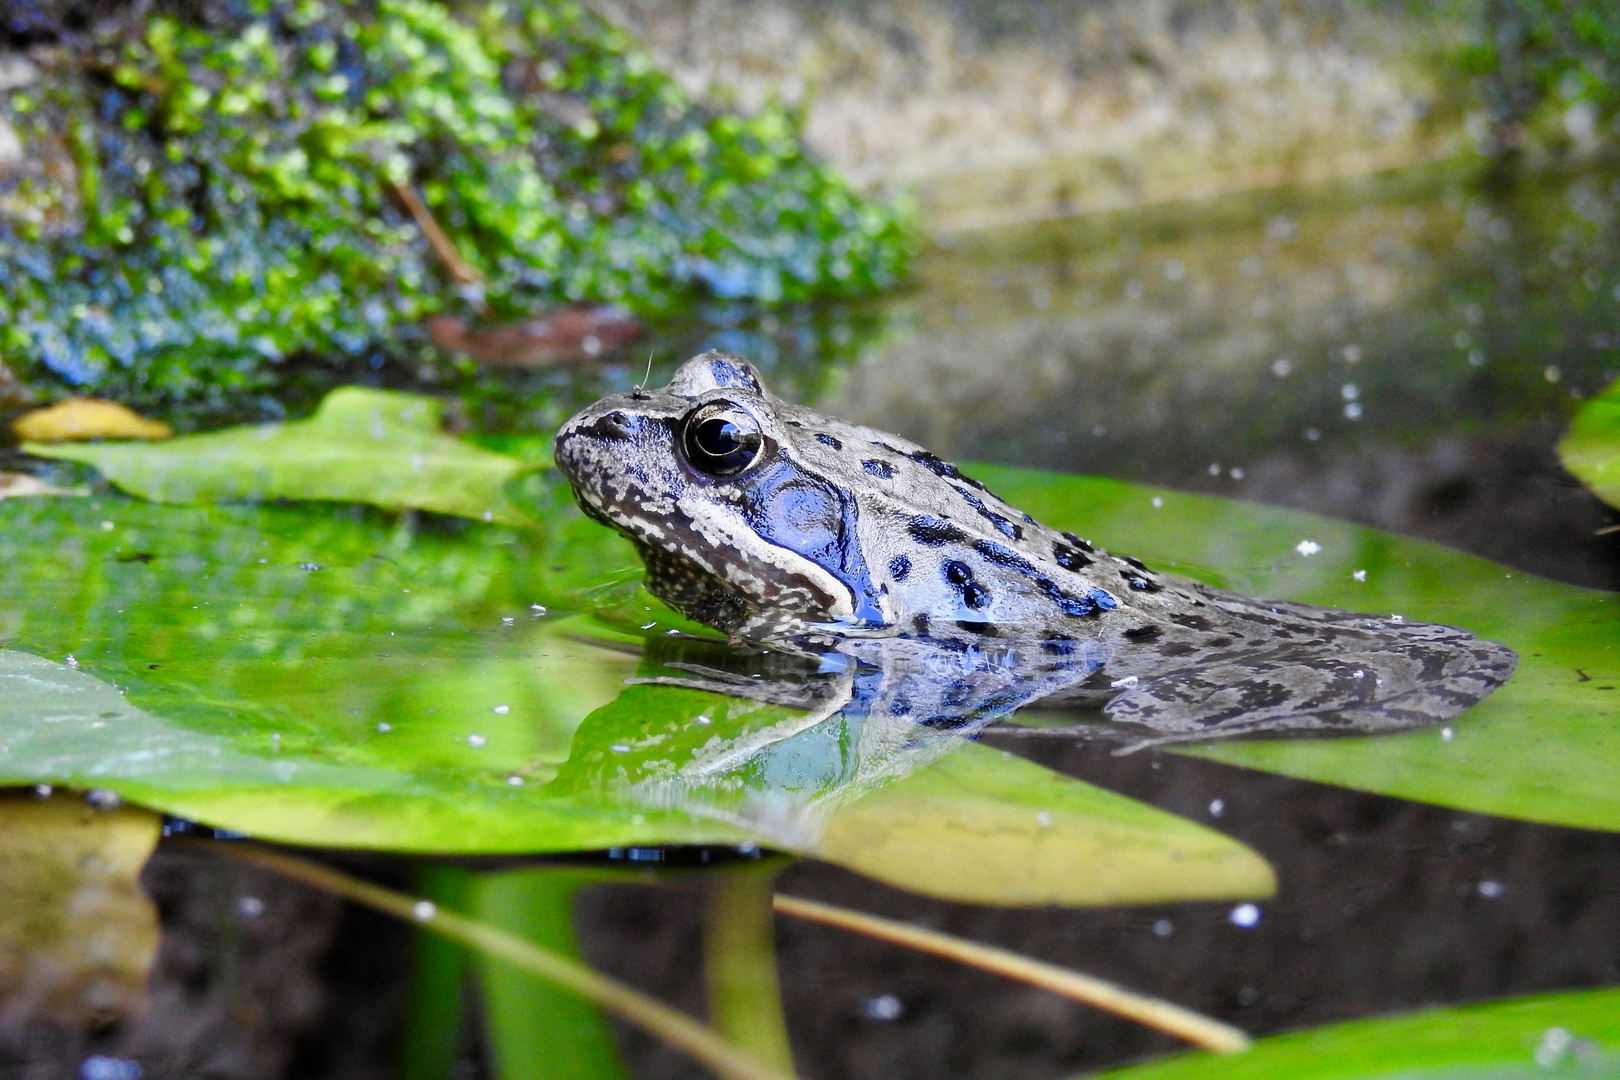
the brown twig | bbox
[387,180,485,286]
[773,893,1250,1053]
[196,842,797,1080]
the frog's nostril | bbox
[596,411,633,440]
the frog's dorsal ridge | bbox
[553,350,1518,744]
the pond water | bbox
[2,157,1620,1080]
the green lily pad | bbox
[1089,986,1620,1080]
[1559,376,1620,511]
[0,491,1273,910]
[25,386,545,527]
[981,467,1620,833]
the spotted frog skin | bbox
[554,351,1517,746]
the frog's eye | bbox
[681,401,765,477]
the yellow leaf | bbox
[13,398,173,442]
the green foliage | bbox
[0,0,914,404]
[1559,375,1620,511]
[1450,0,1620,153]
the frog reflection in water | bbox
[553,351,1516,766]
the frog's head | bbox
[554,350,888,639]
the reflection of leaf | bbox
[25,386,543,526]
[1559,376,1620,510]
[1089,986,1620,1080]
[814,743,1275,906]
[0,791,160,1031]
[983,467,1620,833]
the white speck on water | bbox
[1208,463,1222,476]
[694,715,713,725]
[500,616,515,626]
[507,774,524,786]
[862,994,904,1021]
[1093,424,1106,437]
[270,733,281,751]
[299,562,321,571]
[33,784,51,798]
[1344,402,1364,420]
[63,654,78,668]
[1151,496,1163,508]
[1230,903,1262,928]
[467,734,486,747]
[79,1056,142,1080]
[1353,570,1367,582]
[640,622,657,630]
[1271,358,1292,377]
[1295,540,1321,556]
[1468,349,1485,366]
[99,520,115,531]
[1153,919,1175,938]
[238,895,265,918]
[1479,879,1504,899]
[1209,799,1225,817]
[610,743,632,753]
[1545,365,1562,383]
[530,604,547,615]
[1230,467,1245,480]
[1035,811,1053,827]
[377,722,392,732]
[402,588,410,593]
[1441,726,1455,741]
[410,454,425,470]
[1306,428,1322,441]
[258,558,268,564]
[1535,1027,1576,1068]
[1342,343,1362,363]
[412,900,436,922]
[493,705,510,715]
[1391,614,1405,622]
[482,511,493,522]
[1341,383,1360,400]
[632,814,648,825]
[1352,669,1366,680]
[1164,259,1187,281]
[1110,675,1140,689]
[85,788,120,809]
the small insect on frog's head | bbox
[553,350,890,639]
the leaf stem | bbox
[198,842,798,1080]
[772,893,1249,1054]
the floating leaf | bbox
[1559,376,1620,510]
[982,467,1620,832]
[26,386,544,527]
[13,398,173,442]
[813,742,1275,906]
[1090,986,1620,1080]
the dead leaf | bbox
[0,472,87,499]
[13,399,173,442]
[0,790,161,1031]
[425,304,643,366]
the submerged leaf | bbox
[1559,375,1620,510]
[26,387,543,526]
[0,791,160,1031]
[1090,986,1620,1079]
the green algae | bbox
[0,0,915,408]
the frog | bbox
[553,350,1517,752]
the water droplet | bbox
[1306,428,1322,441]
[610,743,631,753]
[1295,540,1321,556]
[1229,903,1261,928]
[85,788,121,810]
[1209,799,1225,817]
[99,520,115,531]
[1153,919,1174,938]
[1353,570,1367,582]
[1468,349,1484,366]
[1208,463,1222,476]
[63,654,78,668]
[1440,726,1455,741]
[1545,365,1562,383]
[1344,402,1364,420]
[377,722,392,732]
[467,734,487,747]
[507,774,524,786]
[412,900,437,922]
[1035,811,1053,827]
[238,895,265,918]
[493,705,510,715]
[1478,879,1504,899]
[500,616,515,626]
[1270,358,1292,377]
[1229,467,1245,480]
[694,715,713,725]
[1151,496,1163,508]
[32,783,51,798]
[862,994,903,1021]
[1109,675,1140,689]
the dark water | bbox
[6,158,1620,1080]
